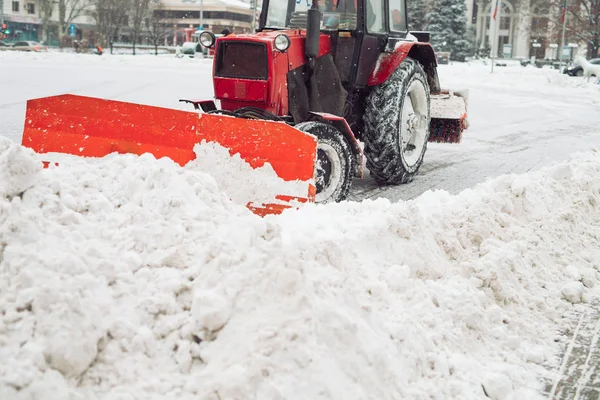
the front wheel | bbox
[295,122,354,204]
[363,57,431,184]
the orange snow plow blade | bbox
[21,94,317,216]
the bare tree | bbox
[131,0,151,55]
[39,0,88,45]
[550,0,600,58]
[58,0,92,41]
[146,0,170,55]
[40,0,54,44]
[92,0,132,49]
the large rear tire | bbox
[363,57,431,184]
[295,121,354,204]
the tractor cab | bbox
[262,0,413,87]
[265,0,409,34]
[263,0,408,35]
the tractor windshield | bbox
[266,0,357,30]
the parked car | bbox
[436,51,451,65]
[0,40,11,49]
[564,58,600,76]
[175,41,200,58]
[179,41,198,57]
[10,41,48,52]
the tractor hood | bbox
[215,30,332,71]
[212,30,332,116]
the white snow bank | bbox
[1,136,600,399]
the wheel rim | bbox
[315,143,342,203]
[400,79,428,168]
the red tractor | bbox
[193,0,468,203]
[21,0,468,216]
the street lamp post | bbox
[489,0,503,73]
[558,0,569,73]
[200,0,203,30]
[251,0,258,32]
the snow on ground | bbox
[2,51,600,399]
[2,134,600,399]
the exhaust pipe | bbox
[305,0,321,69]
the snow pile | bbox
[2,136,600,400]
[430,91,468,120]
[189,141,310,204]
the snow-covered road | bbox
[353,62,600,201]
[2,51,599,202]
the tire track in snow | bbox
[573,317,600,399]
[545,302,600,400]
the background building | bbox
[155,0,253,46]
[0,0,96,46]
[468,0,581,60]
[0,0,254,47]
[1,0,43,41]
[3,0,590,59]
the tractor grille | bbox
[216,42,268,80]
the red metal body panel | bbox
[215,79,269,102]
[213,30,331,117]
[309,111,365,177]
[270,49,290,115]
[285,32,332,69]
[368,42,437,87]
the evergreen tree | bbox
[427,0,453,52]
[427,0,471,61]
[407,0,428,32]
[449,0,471,61]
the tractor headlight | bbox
[199,31,216,48]
[274,34,291,52]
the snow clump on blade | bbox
[187,141,309,205]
